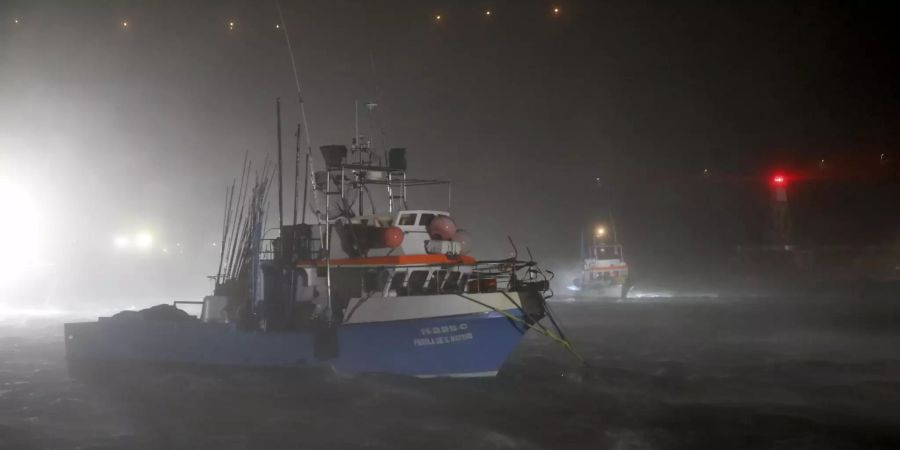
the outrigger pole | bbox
[293,123,301,227]
[276,98,284,234]
[275,0,315,225]
[300,128,311,225]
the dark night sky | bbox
[1,1,898,301]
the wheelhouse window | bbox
[458,273,470,292]
[387,271,407,296]
[425,270,447,293]
[418,213,435,226]
[443,271,461,292]
[407,270,429,295]
[398,214,417,226]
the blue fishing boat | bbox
[65,134,560,378]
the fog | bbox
[2,0,897,305]
[1,1,899,448]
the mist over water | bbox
[1,290,898,449]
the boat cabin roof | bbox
[349,210,450,228]
[296,253,476,268]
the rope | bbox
[454,292,586,365]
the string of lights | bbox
[5,4,892,185]
[6,5,566,30]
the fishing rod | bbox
[223,154,250,279]
[226,159,252,278]
[215,180,235,284]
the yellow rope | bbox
[456,293,586,365]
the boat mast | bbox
[275,0,317,226]
[276,98,284,233]
[293,123,301,227]
[609,209,618,245]
[275,0,331,323]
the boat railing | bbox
[356,259,548,297]
[471,259,551,293]
[260,238,277,260]
[257,236,550,295]
[362,259,551,296]
[381,266,470,296]
[258,238,325,261]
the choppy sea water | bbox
[1,295,899,449]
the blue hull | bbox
[65,310,528,378]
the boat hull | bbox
[573,284,623,299]
[64,309,528,378]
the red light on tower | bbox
[770,172,788,203]
[768,172,791,243]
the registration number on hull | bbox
[413,323,473,346]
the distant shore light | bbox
[135,232,154,251]
[114,235,130,249]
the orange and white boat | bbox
[571,225,630,299]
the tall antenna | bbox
[275,0,316,224]
[369,52,379,102]
[355,100,359,152]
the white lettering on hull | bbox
[413,322,472,346]
[413,333,473,347]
